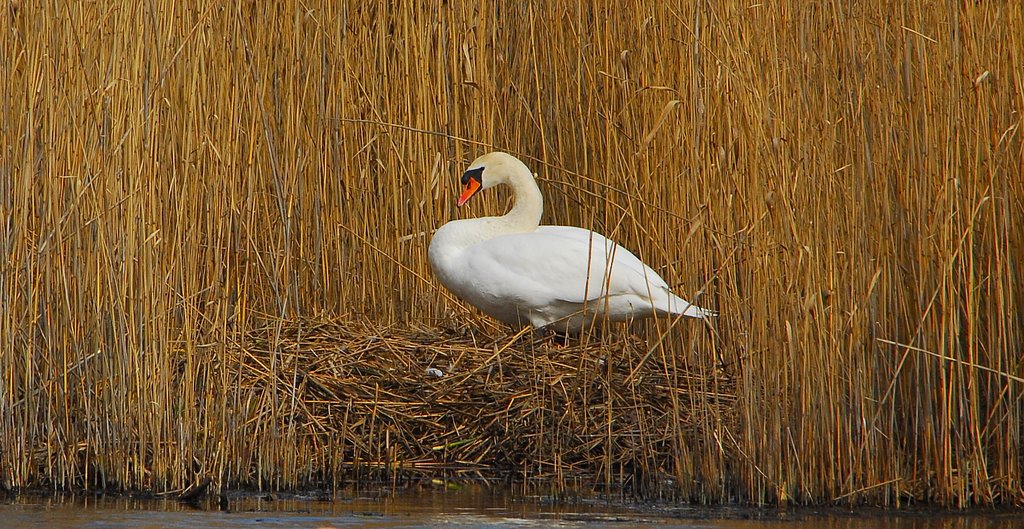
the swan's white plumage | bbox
[428,152,714,334]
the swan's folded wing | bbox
[460,227,671,306]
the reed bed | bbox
[2,0,1022,506]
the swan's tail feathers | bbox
[679,302,717,319]
[668,293,717,319]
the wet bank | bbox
[1,489,1019,529]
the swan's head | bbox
[457,152,532,207]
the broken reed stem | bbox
[877,339,1024,386]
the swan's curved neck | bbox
[502,170,543,231]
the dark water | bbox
[0,490,1018,529]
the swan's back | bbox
[443,225,711,332]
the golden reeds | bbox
[1,0,1022,506]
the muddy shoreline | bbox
[4,484,1020,523]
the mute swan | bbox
[428,152,715,334]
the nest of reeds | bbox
[228,317,736,493]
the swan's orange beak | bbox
[457,178,481,207]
